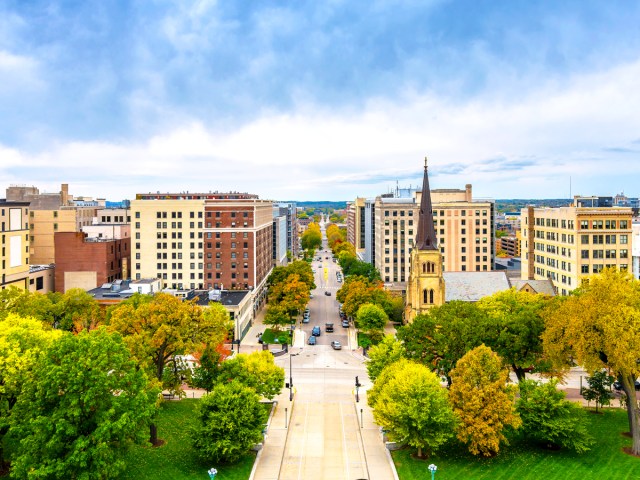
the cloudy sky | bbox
[1,1,640,202]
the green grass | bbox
[120,399,255,480]
[261,328,293,345]
[393,408,640,480]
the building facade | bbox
[273,202,299,258]
[0,200,30,289]
[521,204,633,295]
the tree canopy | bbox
[366,335,405,382]
[8,328,156,479]
[218,351,284,400]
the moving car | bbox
[325,291,332,296]
[312,326,321,336]
[325,323,334,332]
[302,316,310,324]
[308,335,317,345]
[331,341,342,350]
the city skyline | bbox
[2,1,640,201]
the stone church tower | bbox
[405,158,445,322]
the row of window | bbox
[581,234,628,244]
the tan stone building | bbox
[368,184,495,290]
[521,202,633,295]
[346,197,366,257]
[0,200,30,289]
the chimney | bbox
[61,184,69,205]
[465,184,472,202]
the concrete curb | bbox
[248,401,277,480]
[277,397,296,479]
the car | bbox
[337,278,342,283]
[331,341,342,350]
[312,326,321,336]
[342,320,349,328]
[325,291,332,296]
[310,293,314,299]
[613,379,640,391]
[325,323,334,332]
[308,335,317,345]
[302,316,310,324]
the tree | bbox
[477,289,548,382]
[369,359,457,458]
[108,293,228,444]
[301,224,322,251]
[268,261,315,292]
[337,276,388,319]
[542,268,640,454]
[0,314,62,466]
[8,328,156,479]
[517,379,593,452]
[52,288,103,331]
[355,303,388,340]
[191,381,269,464]
[268,273,310,321]
[449,345,521,456]
[582,370,614,412]
[263,304,292,330]
[366,335,405,382]
[218,351,285,400]
[397,302,487,383]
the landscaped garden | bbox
[120,400,256,480]
[393,407,640,480]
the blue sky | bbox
[1,0,640,201]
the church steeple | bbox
[415,157,438,250]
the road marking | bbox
[297,401,309,480]
[339,402,350,479]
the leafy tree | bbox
[477,289,549,382]
[108,293,228,444]
[268,273,309,321]
[8,328,156,479]
[334,242,356,258]
[191,381,269,464]
[517,379,593,453]
[369,359,457,458]
[397,302,487,383]
[0,314,62,466]
[0,287,56,325]
[337,276,388,319]
[356,303,388,340]
[263,304,292,330]
[582,370,614,412]
[269,261,315,292]
[542,268,640,454]
[301,224,322,251]
[218,351,284,400]
[191,345,226,392]
[449,345,521,456]
[366,335,405,382]
[385,293,405,324]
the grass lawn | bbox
[393,408,640,480]
[120,399,255,480]
[261,327,293,345]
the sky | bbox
[1,1,640,202]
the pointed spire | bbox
[415,156,438,250]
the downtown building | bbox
[131,192,273,304]
[349,184,495,291]
[520,201,633,295]
[0,199,30,290]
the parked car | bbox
[325,323,334,332]
[310,293,314,299]
[331,341,342,350]
[312,326,321,336]
[308,335,317,345]
[341,320,349,328]
[325,291,332,296]
[613,379,640,391]
[302,316,310,324]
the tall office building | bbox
[273,202,299,259]
[0,200,30,289]
[347,197,366,258]
[131,192,273,301]
[356,183,494,291]
[521,202,633,295]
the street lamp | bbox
[289,350,300,401]
[355,376,361,402]
[428,464,437,480]
[208,467,218,479]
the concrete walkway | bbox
[246,306,399,480]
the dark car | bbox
[312,326,321,336]
[325,323,334,332]
[325,291,331,296]
[341,320,349,328]
[613,379,640,391]
[308,335,317,345]
[331,341,342,350]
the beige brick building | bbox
[521,203,633,295]
[0,201,30,289]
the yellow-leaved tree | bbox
[542,268,640,454]
[449,344,521,456]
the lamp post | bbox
[355,376,361,402]
[428,464,437,480]
[208,467,217,479]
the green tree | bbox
[191,381,269,464]
[542,268,640,454]
[51,288,103,331]
[366,335,405,382]
[356,303,388,340]
[517,379,593,452]
[582,370,614,412]
[477,289,549,382]
[218,351,284,400]
[108,292,227,444]
[263,304,292,330]
[8,328,156,479]
[449,345,521,456]
[0,287,57,325]
[301,225,322,251]
[0,314,62,466]
[369,358,457,458]
[268,273,310,322]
